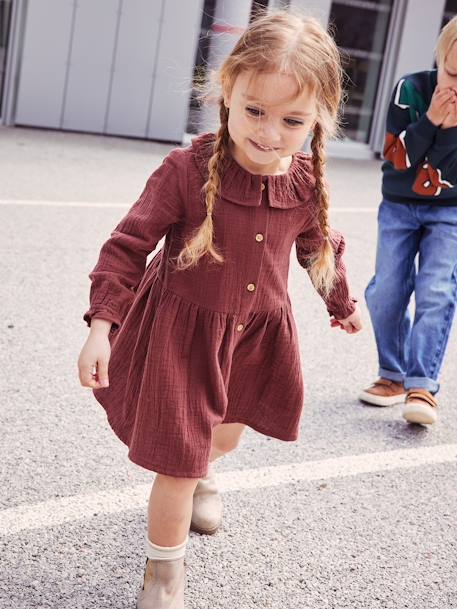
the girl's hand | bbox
[78,319,112,389]
[427,86,456,126]
[330,304,362,334]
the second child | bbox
[360,16,457,426]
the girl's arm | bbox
[78,319,112,388]
[295,224,357,322]
[83,148,186,330]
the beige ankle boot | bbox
[136,557,185,609]
[190,464,222,535]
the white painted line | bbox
[0,199,377,213]
[1,443,456,537]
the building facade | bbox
[0,0,456,156]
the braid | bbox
[311,123,330,239]
[176,100,229,269]
[309,122,336,295]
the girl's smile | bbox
[248,138,281,152]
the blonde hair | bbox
[177,10,343,295]
[436,15,457,67]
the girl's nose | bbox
[257,121,280,145]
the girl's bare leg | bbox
[148,474,199,546]
[209,422,246,462]
[190,423,246,536]
[138,475,199,609]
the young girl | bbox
[78,11,361,609]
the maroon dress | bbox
[84,133,356,478]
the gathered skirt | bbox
[93,252,305,477]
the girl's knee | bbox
[211,424,244,455]
[213,436,240,455]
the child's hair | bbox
[436,15,457,67]
[177,10,343,295]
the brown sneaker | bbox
[402,389,438,425]
[359,378,407,407]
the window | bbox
[442,0,457,27]
[329,0,394,143]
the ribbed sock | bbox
[145,534,188,561]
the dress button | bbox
[247,283,256,292]
[261,183,265,191]
[236,323,244,332]
[255,233,264,242]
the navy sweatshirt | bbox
[382,69,457,206]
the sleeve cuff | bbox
[436,124,457,146]
[327,297,358,320]
[83,307,121,330]
[415,113,439,140]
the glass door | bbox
[329,0,394,143]
[0,0,12,118]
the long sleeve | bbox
[383,77,438,171]
[83,148,186,328]
[295,217,357,320]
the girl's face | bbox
[224,70,318,175]
[438,40,457,91]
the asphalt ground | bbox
[1,126,456,609]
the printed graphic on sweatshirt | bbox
[412,162,453,196]
[384,131,410,169]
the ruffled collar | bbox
[191,132,315,209]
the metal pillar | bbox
[1,0,27,126]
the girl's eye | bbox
[284,118,304,127]
[246,106,263,117]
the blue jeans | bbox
[365,200,457,394]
